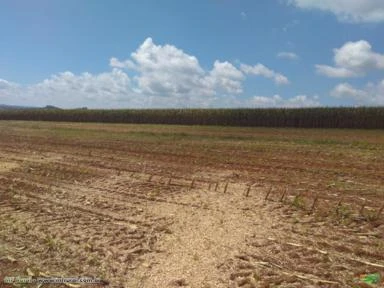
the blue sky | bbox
[0,0,383,108]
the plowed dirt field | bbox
[0,121,383,288]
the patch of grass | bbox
[335,203,352,223]
[44,235,62,252]
[292,195,305,209]
[364,209,380,222]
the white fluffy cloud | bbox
[240,63,290,85]
[20,69,141,108]
[112,38,244,97]
[288,0,384,23]
[35,69,130,100]
[206,61,244,94]
[129,38,209,96]
[277,52,299,60]
[109,57,136,70]
[0,38,304,108]
[0,79,19,99]
[315,66,357,78]
[0,70,215,109]
[331,83,368,101]
[248,94,320,108]
[316,40,384,78]
[331,80,384,105]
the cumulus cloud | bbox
[287,0,384,23]
[26,69,141,108]
[0,79,19,99]
[0,38,304,108]
[315,65,357,78]
[277,52,299,60]
[0,70,216,109]
[123,37,244,97]
[240,63,290,85]
[130,38,209,96]
[206,61,244,94]
[109,57,136,69]
[248,94,320,108]
[331,83,369,101]
[316,40,384,78]
[330,80,384,105]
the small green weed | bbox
[292,195,305,209]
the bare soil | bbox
[0,121,383,288]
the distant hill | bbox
[0,104,61,110]
[0,104,35,110]
[44,105,61,110]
